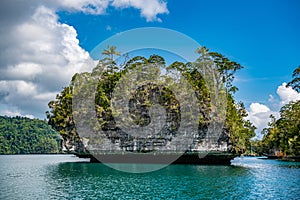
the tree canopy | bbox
[287,65,300,92]
[253,65,300,156]
[0,116,60,154]
[47,46,255,155]
[258,100,300,156]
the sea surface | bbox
[0,155,299,199]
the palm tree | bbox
[102,45,121,73]
[102,45,120,60]
[287,65,300,92]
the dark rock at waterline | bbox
[75,151,236,165]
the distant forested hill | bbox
[0,116,61,154]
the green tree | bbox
[101,45,121,73]
[0,116,60,154]
[261,101,300,156]
[225,95,256,154]
[46,86,78,151]
[287,65,300,92]
[258,66,300,156]
[47,47,255,154]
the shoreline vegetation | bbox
[248,67,300,160]
[0,116,61,155]
[46,46,256,164]
[1,48,299,163]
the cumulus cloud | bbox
[0,0,169,118]
[0,109,35,119]
[249,102,270,114]
[51,0,110,15]
[0,4,96,118]
[246,82,300,137]
[277,82,300,105]
[245,102,279,136]
[112,0,169,22]
[48,0,168,21]
[4,63,43,80]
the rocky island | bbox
[47,47,256,164]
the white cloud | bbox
[48,0,168,21]
[268,94,275,102]
[0,101,36,119]
[0,80,47,116]
[112,0,169,21]
[246,82,300,137]
[0,6,95,118]
[0,110,35,119]
[0,109,34,119]
[249,102,270,114]
[4,63,43,80]
[0,0,169,118]
[277,82,300,105]
[246,102,279,137]
[52,0,110,15]
[0,81,36,98]
[0,110,22,117]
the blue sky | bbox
[0,0,299,135]
[57,0,300,106]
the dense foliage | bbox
[258,100,300,156]
[251,66,300,157]
[287,65,300,92]
[0,116,60,154]
[47,46,255,154]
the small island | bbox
[46,46,256,164]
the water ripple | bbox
[0,155,299,199]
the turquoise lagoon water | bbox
[0,155,299,199]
